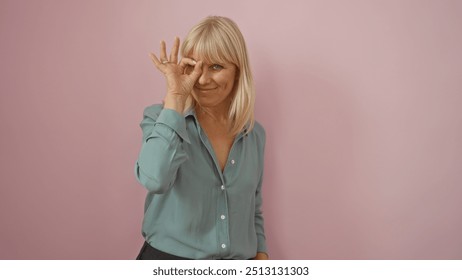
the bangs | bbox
[181,24,237,65]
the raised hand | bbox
[149,37,203,113]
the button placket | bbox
[217,181,230,256]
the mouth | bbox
[195,87,217,92]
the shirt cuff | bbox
[257,236,267,253]
[155,108,191,144]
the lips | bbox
[195,87,217,91]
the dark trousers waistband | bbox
[136,241,191,260]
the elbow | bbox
[135,162,172,194]
[138,176,171,194]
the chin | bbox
[195,99,215,107]
[192,92,232,109]
[193,92,212,104]
[194,98,223,109]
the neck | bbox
[195,102,231,124]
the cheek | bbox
[218,72,236,89]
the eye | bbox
[210,64,224,71]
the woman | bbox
[134,16,268,260]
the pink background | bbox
[1,0,461,259]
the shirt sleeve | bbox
[134,104,189,193]
[254,165,267,253]
[254,125,267,254]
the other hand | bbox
[253,252,269,260]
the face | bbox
[187,53,237,109]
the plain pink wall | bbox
[1,0,461,259]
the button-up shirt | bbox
[134,104,267,259]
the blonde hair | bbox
[181,16,255,135]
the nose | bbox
[197,65,210,85]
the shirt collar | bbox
[184,107,196,118]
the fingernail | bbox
[192,60,197,65]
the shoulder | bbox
[142,104,163,120]
[249,121,266,172]
[248,120,266,150]
[252,121,266,140]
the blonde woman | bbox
[134,16,268,260]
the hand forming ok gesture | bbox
[149,37,203,113]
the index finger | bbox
[149,52,166,73]
[169,36,180,64]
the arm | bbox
[253,126,268,259]
[135,37,203,193]
[134,105,189,193]
[253,169,269,259]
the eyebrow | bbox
[186,54,229,64]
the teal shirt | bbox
[134,104,267,259]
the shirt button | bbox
[221,215,226,220]
[221,244,226,249]
[231,159,235,165]
[221,185,225,190]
